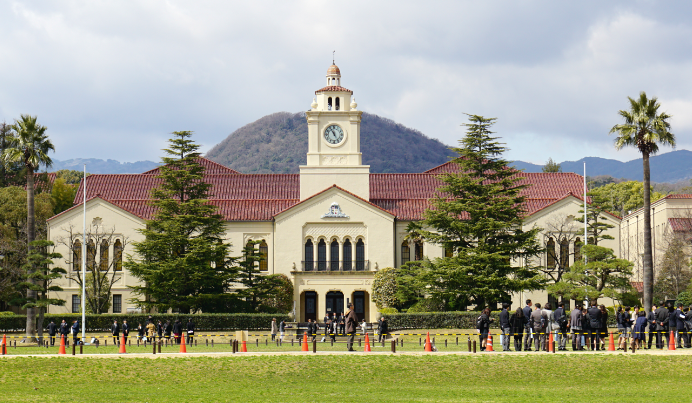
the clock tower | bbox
[299,63,370,200]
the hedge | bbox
[0,313,290,333]
[383,311,619,330]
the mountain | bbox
[511,150,692,183]
[49,158,159,174]
[205,111,457,174]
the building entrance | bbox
[353,291,365,322]
[325,291,344,318]
[304,291,317,322]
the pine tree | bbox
[126,131,238,313]
[236,240,284,312]
[407,114,544,309]
[574,192,615,246]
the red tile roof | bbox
[669,218,692,233]
[141,157,239,175]
[664,194,692,199]
[275,184,393,218]
[315,85,353,94]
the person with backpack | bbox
[477,307,493,351]
[499,303,511,351]
[530,303,544,351]
[509,307,527,351]
[554,302,568,351]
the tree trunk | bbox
[37,307,45,345]
[642,152,653,313]
[25,166,37,343]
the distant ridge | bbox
[511,150,692,183]
[205,111,457,174]
[49,158,159,174]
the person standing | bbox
[598,305,608,350]
[172,319,182,344]
[499,303,511,351]
[345,303,358,351]
[157,320,163,340]
[646,304,657,349]
[377,317,388,343]
[655,302,670,349]
[509,307,527,351]
[306,319,314,342]
[71,320,80,344]
[632,310,647,349]
[111,320,120,344]
[587,302,602,351]
[271,318,278,341]
[147,320,156,343]
[164,321,172,341]
[674,303,685,348]
[542,303,555,351]
[554,303,568,351]
[137,323,145,342]
[570,304,583,351]
[685,306,692,348]
[329,320,337,343]
[279,319,286,342]
[522,300,533,351]
[47,320,57,346]
[122,320,129,343]
[186,318,195,344]
[530,303,544,351]
[476,308,493,351]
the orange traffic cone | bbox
[241,340,247,352]
[608,332,615,351]
[59,335,66,355]
[119,335,127,353]
[669,331,676,351]
[302,332,309,352]
[1,334,6,355]
[486,334,494,352]
[424,332,432,352]
[548,332,554,352]
[364,333,371,352]
[180,334,187,353]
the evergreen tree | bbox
[404,114,544,309]
[574,191,615,246]
[126,131,238,313]
[542,157,562,173]
[237,240,284,312]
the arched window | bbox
[87,240,95,271]
[546,237,555,269]
[327,97,333,110]
[100,240,109,271]
[335,97,340,111]
[330,239,339,271]
[414,241,423,261]
[73,240,82,272]
[401,241,410,266]
[574,237,582,262]
[317,239,327,271]
[304,239,314,271]
[259,240,268,272]
[113,239,123,271]
[560,238,569,268]
[355,239,365,271]
[343,239,352,271]
[444,246,453,258]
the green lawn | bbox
[0,354,689,402]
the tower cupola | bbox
[326,63,341,86]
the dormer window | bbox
[327,97,332,110]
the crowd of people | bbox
[477,299,692,352]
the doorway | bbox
[326,291,344,319]
[304,291,317,322]
[353,291,365,322]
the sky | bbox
[1,1,691,165]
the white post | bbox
[583,162,587,261]
[81,164,86,343]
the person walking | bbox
[377,317,388,343]
[306,319,315,342]
[598,305,608,350]
[655,302,670,349]
[554,302,568,351]
[646,304,657,349]
[111,320,120,345]
[329,320,337,343]
[522,300,533,351]
[147,320,156,343]
[587,302,602,351]
[633,310,647,349]
[530,303,544,351]
[499,303,511,351]
[186,318,195,345]
[271,318,278,341]
[570,304,583,351]
[509,307,527,351]
[279,319,286,342]
[47,320,57,346]
[345,303,358,351]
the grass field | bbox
[0,354,689,402]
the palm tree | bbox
[610,92,675,313]
[1,115,54,342]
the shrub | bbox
[0,311,15,317]
[372,267,398,309]
[407,298,445,313]
[379,307,398,315]
[676,291,692,307]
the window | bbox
[317,239,326,271]
[343,239,352,271]
[327,97,332,110]
[401,241,410,266]
[330,239,339,271]
[259,240,268,272]
[113,294,122,313]
[546,237,556,269]
[335,97,340,111]
[100,240,109,271]
[414,241,423,261]
[73,239,82,272]
[574,238,582,262]
[72,295,80,313]
[560,238,569,268]
[304,239,314,271]
[444,246,453,258]
[355,239,365,271]
[86,240,95,271]
[113,239,123,271]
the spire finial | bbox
[332,50,335,64]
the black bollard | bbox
[129,339,131,346]
[331,339,334,347]
[232,340,236,354]
[552,341,555,354]
[456,337,458,346]
[72,344,75,356]
[391,340,396,353]
[206,339,208,346]
[256,338,259,347]
[80,344,83,355]
[358,338,361,347]
[212,339,214,347]
[266,339,268,346]
[445,339,448,348]
[158,341,162,353]
[473,340,477,353]
[153,342,156,355]
[419,337,421,346]
[105,339,107,347]
[312,339,316,353]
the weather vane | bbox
[333,50,335,64]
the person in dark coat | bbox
[674,303,685,348]
[685,306,692,348]
[581,307,591,350]
[587,302,602,350]
[186,318,195,344]
[530,303,544,351]
[554,302,568,351]
[111,320,120,344]
[647,304,657,349]
[137,323,145,341]
[47,320,57,346]
[599,305,608,350]
[122,320,129,341]
[172,319,183,344]
[633,310,647,349]
[478,308,494,351]
[522,300,533,351]
[71,320,80,344]
[570,305,583,351]
[164,321,172,341]
[339,313,345,335]
[377,317,388,343]
[59,320,69,344]
[499,303,511,351]
[655,302,670,349]
[509,307,527,351]
[345,303,358,351]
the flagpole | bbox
[81,164,86,343]
[583,162,587,261]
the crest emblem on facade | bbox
[322,202,349,218]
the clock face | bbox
[324,125,344,145]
